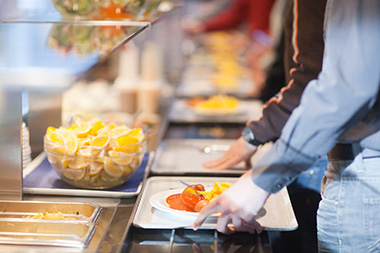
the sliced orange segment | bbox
[90,120,106,136]
[104,156,123,178]
[90,129,110,148]
[46,127,64,143]
[73,119,91,138]
[63,168,85,180]
[60,129,78,155]
[108,150,133,165]
[110,126,131,137]
[89,161,104,176]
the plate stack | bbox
[22,122,32,169]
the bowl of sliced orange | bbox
[44,117,147,189]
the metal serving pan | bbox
[0,201,101,223]
[150,139,273,176]
[0,219,95,248]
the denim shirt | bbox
[252,0,380,194]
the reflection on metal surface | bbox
[128,227,272,252]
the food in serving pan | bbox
[23,212,77,220]
[44,116,146,189]
[166,182,232,212]
[189,94,240,115]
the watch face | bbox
[242,127,254,141]
[242,127,261,146]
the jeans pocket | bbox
[364,198,380,252]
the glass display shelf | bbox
[0,22,146,90]
[0,0,175,26]
[0,0,177,90]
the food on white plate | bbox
[166,182,232,212]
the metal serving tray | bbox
[168,99,263,123]
[0,201,101,248]
[133,176,298,231]
[0,219,95,248]
[0,201,101,223]
[151,139,273,176]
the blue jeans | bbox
[317,148,380,252]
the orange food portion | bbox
[166,194,193,212]
[166,184,209,213]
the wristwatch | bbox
[241,126,262,146]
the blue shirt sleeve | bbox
[252,0,380,193]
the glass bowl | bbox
[44,132,147,189]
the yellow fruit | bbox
[77,137,90,147]
[106,122,118,130]
[90,129,110,147]
[77,146,101,157]
[113,145,139,154]
[46,127,64,143]
[66,126,78,131]
[119,164,134,175]
[63,168,85,180]
[110,126,131,137]
[100,170,121,182]
[74,120,91,138]
[127,128,145,142]
[103,156,123,178]
[67,157,87,170]
[90,121,106,136]
[108,150,133,165]
[89,161,104,176]
[60,129,78,155]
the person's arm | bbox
[247,0,326,144]
[195,0,380,233]
[203,0,327,170]
[253,0,380,193]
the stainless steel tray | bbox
[133,176,298,231]
[0,200,101,248]
[0,219,95,248]
[0,201,101,223]
[151,139,273,175]
[168,99,263,123]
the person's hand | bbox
[193,170,270,234]
[203,136,258,170]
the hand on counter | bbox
[192,170,269,234]
[202,137,257,170]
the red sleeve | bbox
[248,0,275,35]
[203,0,275,35]
[202,0,250,32]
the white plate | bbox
[149,189,219,218]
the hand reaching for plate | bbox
[192,170,270,234]
[202,137,257,170]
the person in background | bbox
[195,0,380,251]
[184,0,276,97]
[202,0,327,251]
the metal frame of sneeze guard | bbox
[0,88,22,200]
